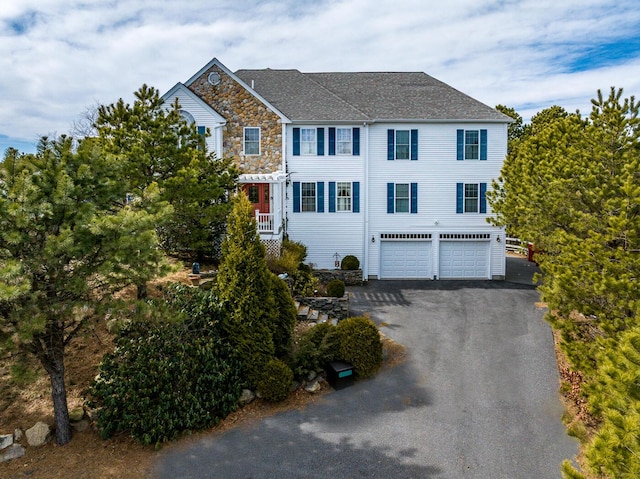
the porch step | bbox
[307,309,319,321]
[297,305,309,319]
[318,313,329,323]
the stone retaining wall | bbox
[313,269,363,286]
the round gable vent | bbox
[207,72,221,86]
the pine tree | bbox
[0,136,168,445]
[216,192,276,387]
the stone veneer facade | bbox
[188,65,283,174]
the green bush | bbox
[269,274,297,358]
[340,255,360,270]
[257,358,294,402]
[336,316,383,378]
[326,279,345,298]
[90,309,242,445]
[290,262,318,297]
[291,322,340,380]
[267,239,308,274]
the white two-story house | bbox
[162,58,511,280]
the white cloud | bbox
[1,0,640,151]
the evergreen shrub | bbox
[269,274,297,358]
[267,239,307,274]
[336,316,383,378]
[340,255,360,270]
[257,358,294,402]
[90,298,242,445]
[290,262,318,297]
[326,279,345,298]
[291,322,340,380]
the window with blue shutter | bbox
[293,182,301,212]
[328,181,336,213]
[317,128,325,156]
[293,128,300,156]
[410,129,418,161]
[197,126,206,136]
[388,182,417,213]
[317,182,324,213]
[457,182,487,213]
[457,129,488,160]
[353,128,360,156]
[328,128,336,156]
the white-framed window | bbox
[244,127,260,155]
[336,128,352,155]
[301,128,316,155]
[464,183,479,212]
[337,182,352,212]
[465,130,479,160]
[395,130,410,160]
[301,182,316,212]
[395,183,410,213]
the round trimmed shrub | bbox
[257,358,294,402]
[326,279,345,298]
[336,316,383,378]
[340,255,360,270]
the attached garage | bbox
[380,234,432,279]
[439,234,490,279]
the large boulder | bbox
[26,422,51,447]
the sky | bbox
[2,0,640,154]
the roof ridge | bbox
[300,72,371,120]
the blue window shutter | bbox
[387,183,394,213]
[328,181,336,213]
[328,128,336,156]
[352,127,360,156]
[293,182,300,213]
[480,129,487,160]
[456,183,464,213]
[457,129,464,160]
[410,129,418,160]
[480,182,487,213]
[353,182,360,213]
[317,128,324,156]
[317,182,324,213]
[293,128,300,156]
[197,126,206,136]
[387,129,395,160]
[410,183,418,213]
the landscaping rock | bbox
[72,419,90,433]
[0,444,25,463]
[307,371,317,382]
[26,422,51,447]
[239,389,256,405]
[14,428,23,442]
[69,407,85,422]
[0,434,13,450]
[304,380,322,394]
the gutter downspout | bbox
[363,122,369,282]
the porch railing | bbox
[255,211,274,233]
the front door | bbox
[244,183,270,214]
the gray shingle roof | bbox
[235,69,510,122]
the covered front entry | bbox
[243,183,270,214]
[380,236,433,279]
[439,235,490,279]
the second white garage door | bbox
[380,241,432,279]
[439,240,489,279]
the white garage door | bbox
[381,240,432,279]
[439,240,489,279]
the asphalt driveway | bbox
[154,258,577,478]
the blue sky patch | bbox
[6,11,39,35]
[565,35,640,72]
